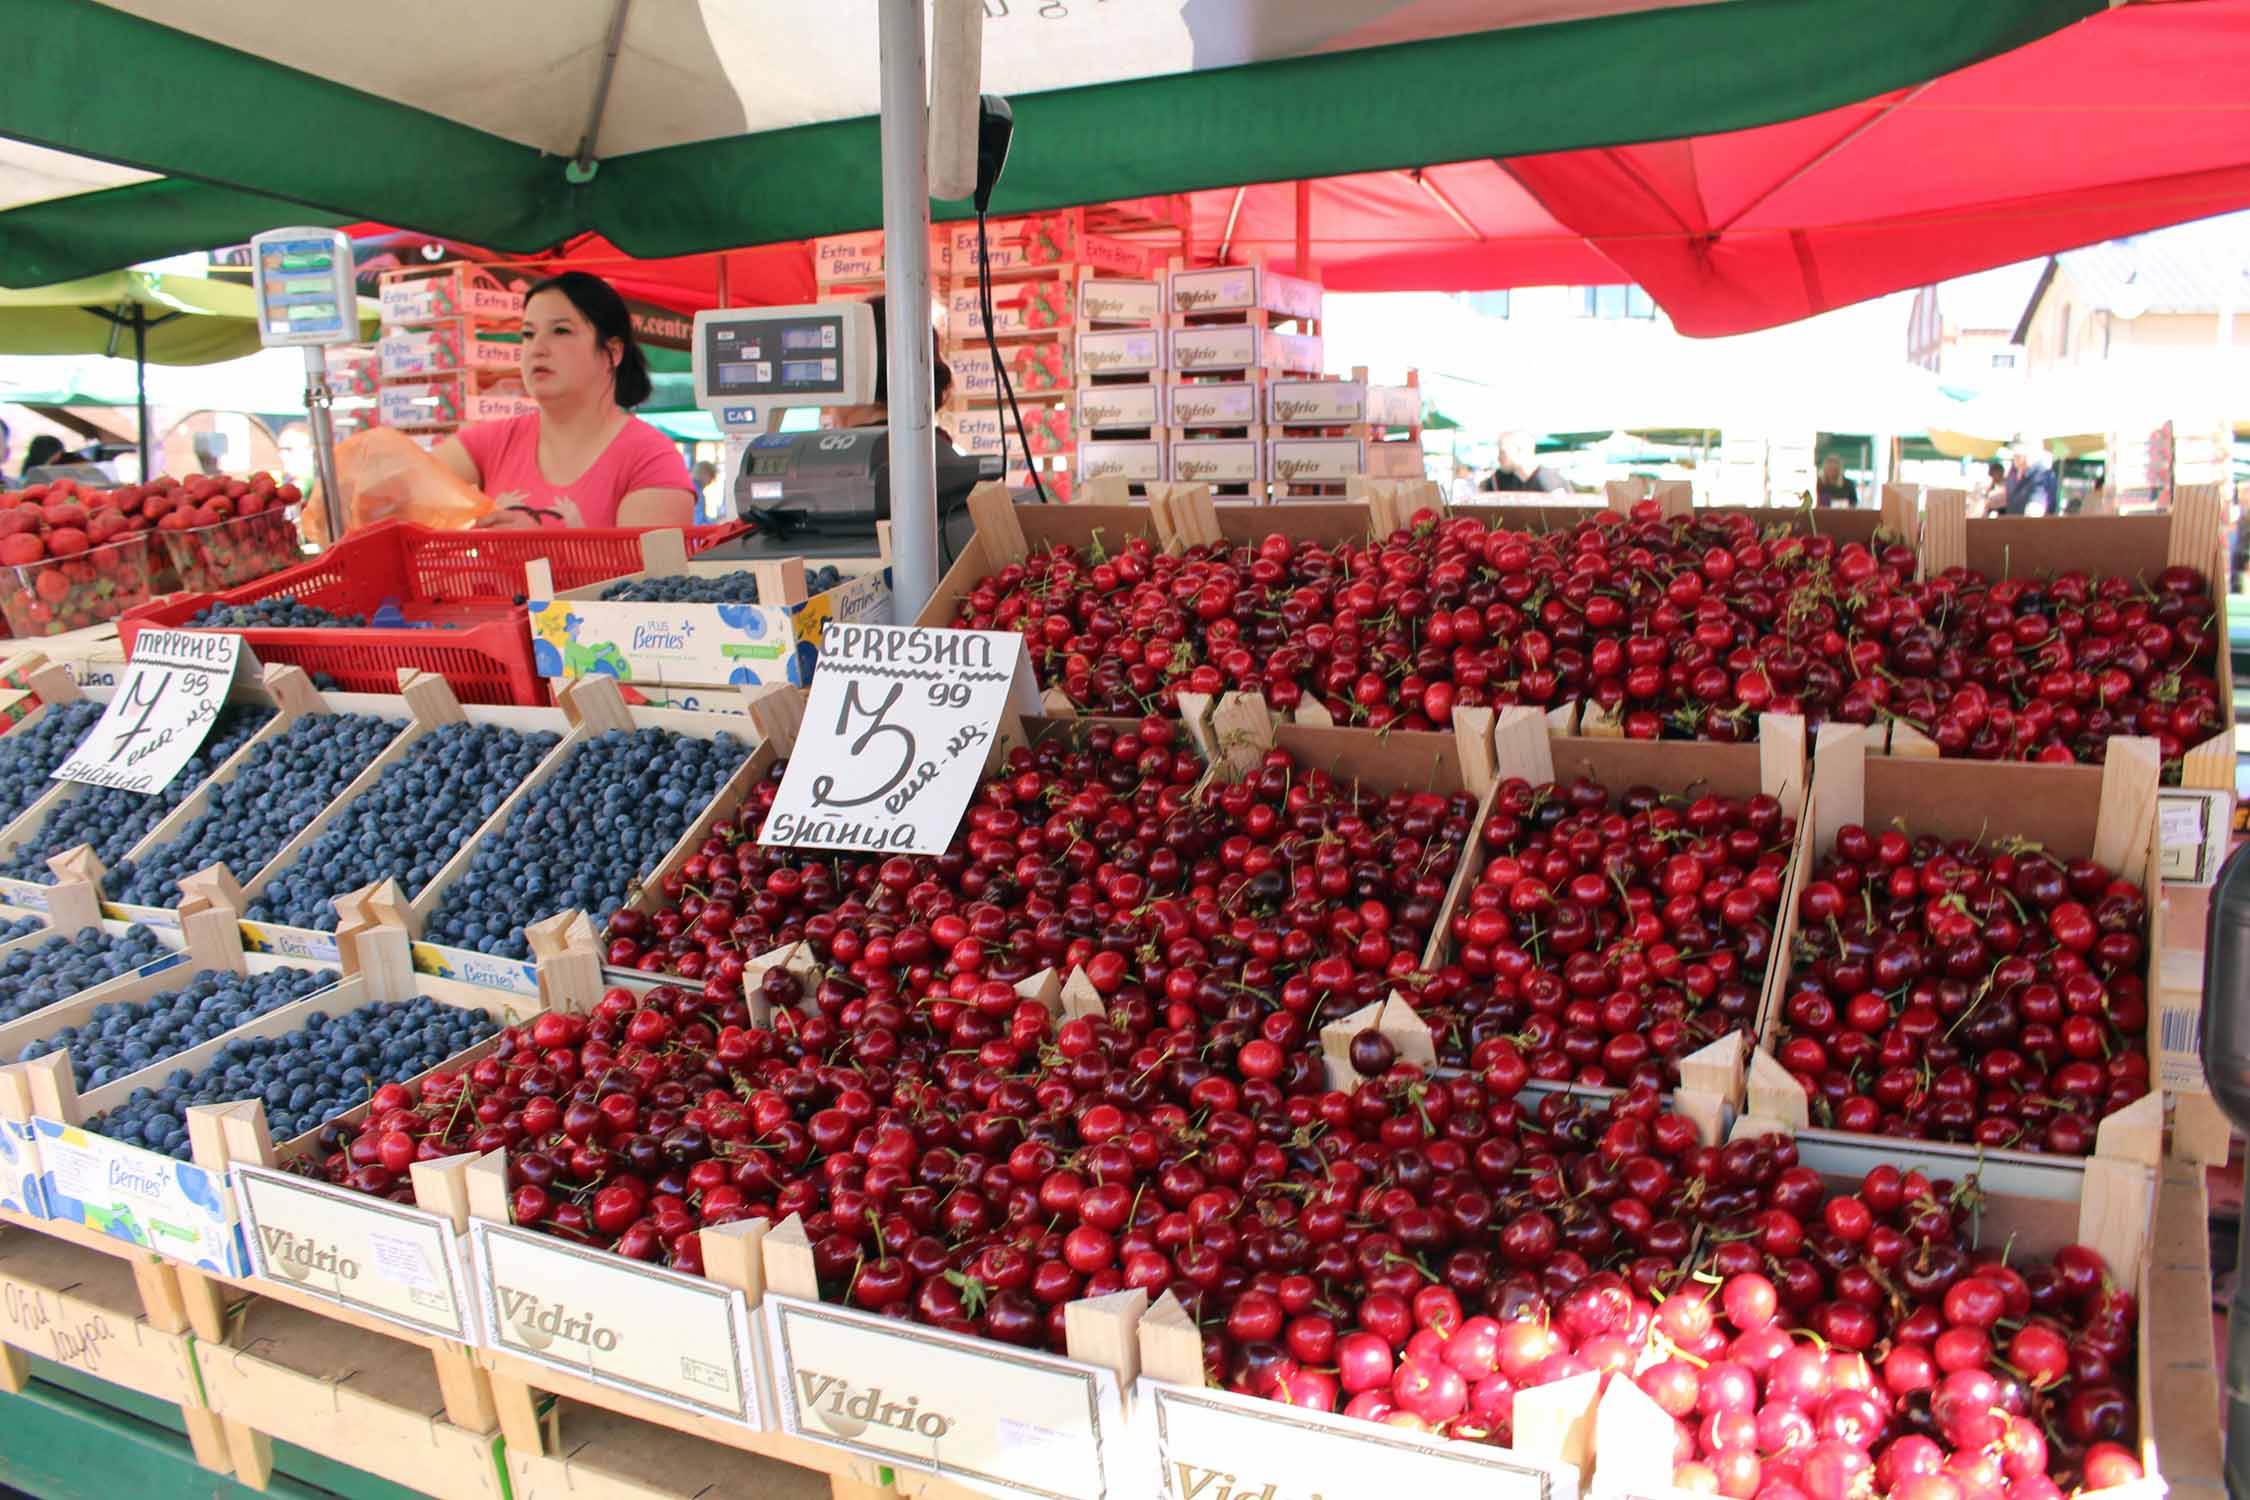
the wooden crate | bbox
[1167,325,1322,379]
[505,1399,836,1500]
[1076,328,1165,386]
[1165,255,1323,333]
[1747,725,2168,1168]
[1590,1109,2171,1500]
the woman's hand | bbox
[473,506,541,530]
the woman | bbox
[435,272,694,530]
[1814,454,1858,508]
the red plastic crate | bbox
[315,519,752,605]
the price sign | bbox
[761,624,1038,855]
[52,630,242,793]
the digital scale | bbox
[248,226,359,540]
[689,303,998,561]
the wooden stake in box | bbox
[1749,726,2167,1153]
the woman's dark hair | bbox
[21,434,64,472]
[521,271,653,409]
[864,296,954,412]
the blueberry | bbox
[0,913,44,945]
[0,699,107,828]
[16,962,337,1089]
[82,996,498,1158]
[424,727,745,958]
[5,705,276,878]
[108,713,402,907]
[246,721,562,930]
[0,923,172,1026]
[597,564,845,604]
[187,599,370,629]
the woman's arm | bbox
[616,487,695,529]
[433,436,481,486]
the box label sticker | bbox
[235,1165,472,1340]
[2157,788,2231,886]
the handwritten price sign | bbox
[761,624,1038,855]
[52,629,244,794]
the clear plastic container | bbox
[159,507,304,593]
[0,533,159,636]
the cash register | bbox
[687,302,1000,562]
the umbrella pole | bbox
[133,309,150,479]
[878,0,939,624]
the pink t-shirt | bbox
[457,412,693,529]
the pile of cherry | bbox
[1396,776,1794,1091]
[946,503,2219,771]
[1774,824,2151,1154]
[314,723,2141,1493]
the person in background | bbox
[1479,430,1568,494]
[1815,454,1858,507]
[2002,445,2058,516]
[17,434,64,484]
[435,271,694,530]
[691,460,720,520]
[829,296,958,453]
[0,417,11,482]
[1978,459,2008,516]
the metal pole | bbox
[879,0,939,624]
[133,311,150,480]
[1295,180,1312,277]
[303,345,347,545]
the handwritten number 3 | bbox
[810,680,916,809]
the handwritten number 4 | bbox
[108,671,169,759]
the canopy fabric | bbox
[1923,354,2246,460]
[0,0,2102,288]
[1181,0,2250,334]
[0,269,377,362]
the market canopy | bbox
[0,0,2129,302]
[1180,0,2250,333]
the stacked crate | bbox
[374,265,535,444]
[1163,254,1325,498]
[950,208,1177,503]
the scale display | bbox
[701,315,845,398]
[248,228,358,346]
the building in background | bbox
[2014,239,2250,375]
[1905,264,2040,383]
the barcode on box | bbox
[2161,1005,2203,1058]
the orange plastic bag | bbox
[324,428,495,539]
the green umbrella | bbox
[0,270,377,473]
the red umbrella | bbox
[1182,0,2250,335]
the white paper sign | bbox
[765,1294,1126,1500]
[234,1164,475,1342]
[52,630,242,793]
[761,623,1038,855]
[470,1219,761,1426]
[2157,788,2232,887]
[1144,1380,1577,1500]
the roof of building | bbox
[2013,237,2250,341]
[1940,262,2045,334]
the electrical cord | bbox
[978,209,1052,503]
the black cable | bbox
[979,208,1052,504]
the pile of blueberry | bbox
[0,699,106,827]
[599,563,847,603]
[85,997,495,1159]
[0,924,173,1027]
[19,964,336,1090]
[0,913,43,945]
[424,727,746,958]
[3,704,276,878]
[106,713,402,907]
[187,598,368,629]
[249,721,564,929]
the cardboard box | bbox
[379,373,536,430]
[1269,378,1418,427]
[1076,328,1164,379]
[1075,439,1167,485]
[946,212,1154,278]
[1169,326,1322,374]
[811,228,950,284]
[1268,436,1366,484]
[379,266,524,326]
[378,323,522,379]
[1073,383,1163,432]
[1168,381,1263,429]
[953,339,1072,400]
[954,404,1070,459]
[1168,438,1264,486]
[1077,275,1162,325]
[1169,263,1323,323]
[946,275,1075,340]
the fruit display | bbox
[423,726,748,959]
[0,698,105,826]
[951,508,1913,733]
[88,996,497,1160]
[17,964,337,1089]
[247,721,564,929]
[1771,824,2150,1155]
[1886,565,2219,770]
[1639,1124,2142,1498]
[598,563,850,604]
[0,912,44,945]
[160,507,304,593]
[105,713,404,907]
[1,704,275,877]
[187,598,370,629]
[1432,774,1793,1086]
[0,472,300,635]
[0,924,172,1026]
